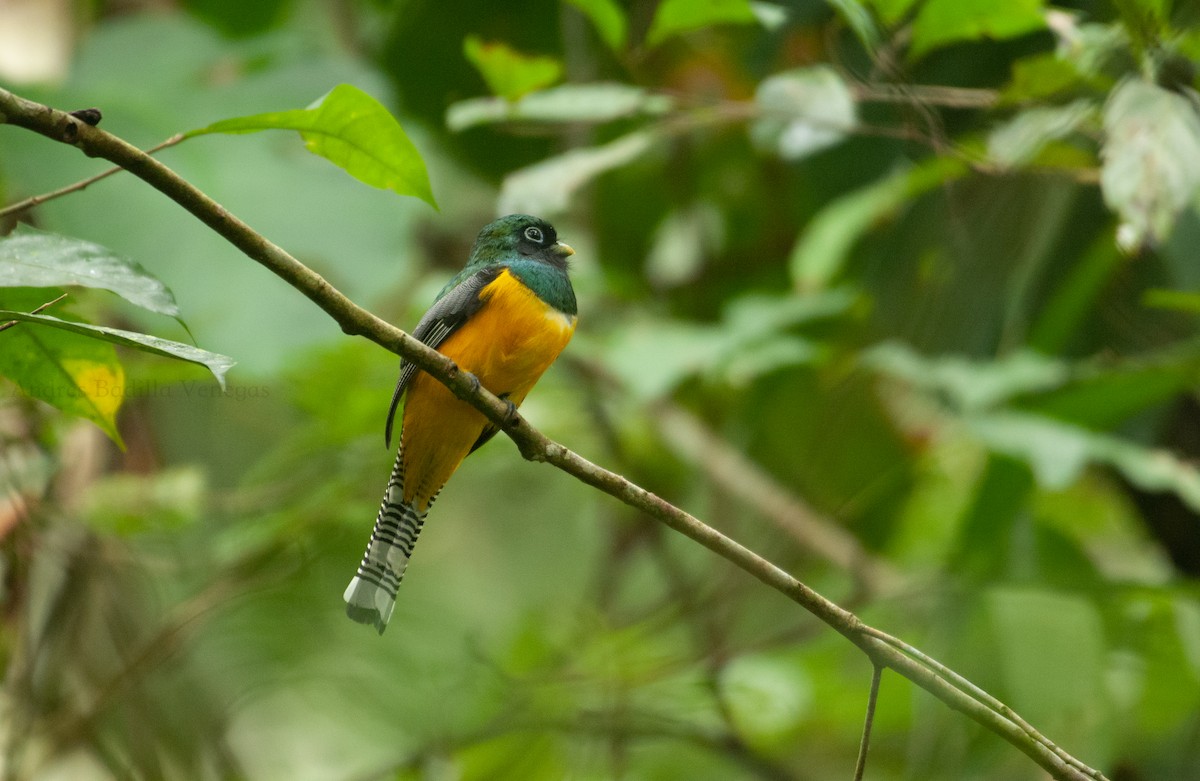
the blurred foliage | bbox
[2,0,1200,779]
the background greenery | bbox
[2,0,1200,778]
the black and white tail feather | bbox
[343,446,438,634]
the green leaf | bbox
[644,202,724,288]
[646,0,757,47]
[0,291,125,444]
[752,66,857,161]
[446,84,672,132]
[789,156,968,291]
[824,0,881,50]
[564,0,628,50]
[969,410,1200,508]
[867,343,1070,412]
[498,130,657,215]
[1001,53,1090,104]
[0,225,181,318]
[1101,78,1200,251]
[909,0,1047,60]
[987,100,1097,168]
[0,310,235,389]
[187,83,437,209]
[602,290,851,398]
[463,35,563,101]
[1143,288,1200,314]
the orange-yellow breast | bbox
[399,268,576,509]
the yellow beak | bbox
[553,241,575,257]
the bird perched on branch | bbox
[344,214,578,634]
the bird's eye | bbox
[523,226,544,243]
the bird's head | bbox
[468,214,575,269]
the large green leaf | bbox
[0,310,235,389]
[910,0,1047,60]
[463,35,563,101]
[0,225,181,317]
[1101,78,1200,250]
[187,83,437,209]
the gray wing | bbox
[384,266,502,447]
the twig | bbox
[852,83,998,109]
[0,87,1108,781]
[0,135,185,220]
[0,292,68,333]
[853,664,883,781]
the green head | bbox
[467,214,575,269]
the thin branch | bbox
[0,87,1108,781]
[650,399,897,593]
[853,665,883,781]
[0,135,185,220]
[0,292,68,333]
[852,83,999,109]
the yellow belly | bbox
[398,268,576,509]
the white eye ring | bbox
[524,226,544,243]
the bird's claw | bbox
[499,394,519,425]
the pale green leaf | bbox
[646,0,757,47]
[463,35,563,101]
[446,84,672,131]
[188,83,437,208]
[753,66,856,161]
[969,410,1200,509]
[1101,78,1200,251]
[867,343,1070,412]
[910,0,1047,60]
[498,130,657,215]
[988,100,1097,168]
[564,0,628,50]
[749,2,789,31]
[0,310,235,389]
[644,202,724,288]
[720,653,813,748]
[0,225,181,317]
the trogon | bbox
[344,214,578,633]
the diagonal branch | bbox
[0,86,1106,781]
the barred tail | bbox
[343,447,436,634]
